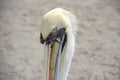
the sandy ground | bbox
[0,0,120,80]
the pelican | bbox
[40,8,78,80]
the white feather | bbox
[40,8,78,80]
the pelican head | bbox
[40,8,78,80]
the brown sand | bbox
[0,0,120,80]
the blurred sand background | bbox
[0,0,120,80]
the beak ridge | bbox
[42,28,66,80]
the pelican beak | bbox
[40,28,66,80]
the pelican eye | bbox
[45,27,58,45]
[40,28,66,45]
[51,27,57,34]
